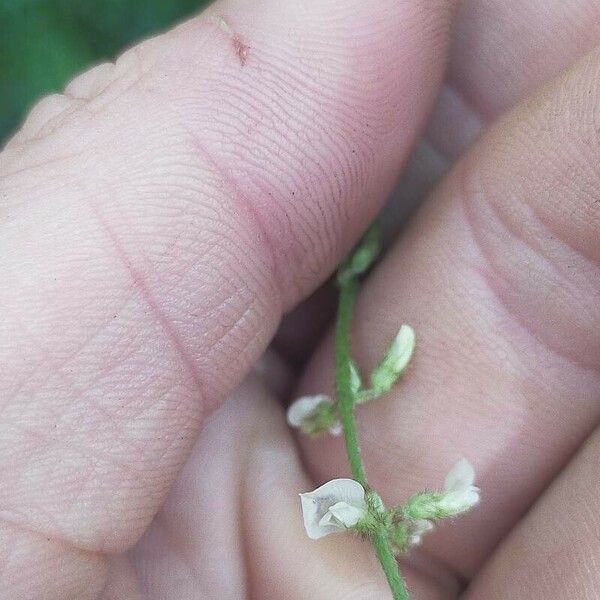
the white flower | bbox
[388,324,416,374]
[286,394,342,436]
[409,519,434,546]
[286,395,325,427]
[405,458,480,521]
[438,458,480,515]
[300,479,368,539]
[370,324,416,394]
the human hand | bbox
[1,0,598,598]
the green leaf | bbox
[0,0,210,143]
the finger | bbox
[433,0,600,160]
[298,45,600,581]
[130,380,256,599]
[0,0,455,593]
[98,557,143,600]
[465,427,600,599]
[133,374,458,599]
[449,0,600,127]
[0,522,105,600]
[279,0,600,365]
[389,0,600,236]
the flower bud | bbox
[370,324,415,395]
[286,394,341,436]
[405,459,480,520]
[337,226,381,284]
[349,360,362,397]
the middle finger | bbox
[297,46,600,580]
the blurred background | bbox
[0,0,211,144]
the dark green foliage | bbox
[0,0,210,143]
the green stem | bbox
[335,279,367,485]
[335,278,410,600]
[372,530,410,598]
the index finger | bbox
[0,0,454,597]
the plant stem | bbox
[372,530,410,598]
[335,279,367,485]
[335,277,410,600]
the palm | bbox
[2,1,599,599]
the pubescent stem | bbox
[334,278,367,484]
[335,272,410,600]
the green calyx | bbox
[370,324,416,396]
[404,492,452,521]
[300,400,340,436]
[349,497,426,555]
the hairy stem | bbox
[335,276,410,600]
[335,279,367,484]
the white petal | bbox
[317,511,339,529]
[328,421,343,436]
[439,486,480,514]
[463,487,481,507]
[409,520,434,546]
[413,519,434,535]
[300,493,336,539]
[286,394,331,428]
[349,360,362,395]
[303,478,367,507]
[444,458,475,493]
[389,324,416,373]
[299,479,366,540]
[328,501,366,528]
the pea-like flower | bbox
[405,458,480,521]
[286,394,342,436]
[300,479,368,539]
[438,458,480,514]
[370,324,416,395]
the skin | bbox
[0,0,598,598]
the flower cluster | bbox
[404,458,480,521]
[286,324,416,436]
[299,459,480,549]
[289,227,480,599]
[369,324,416,397]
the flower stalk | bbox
[294,226,480,600]
[334,232,410,600]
